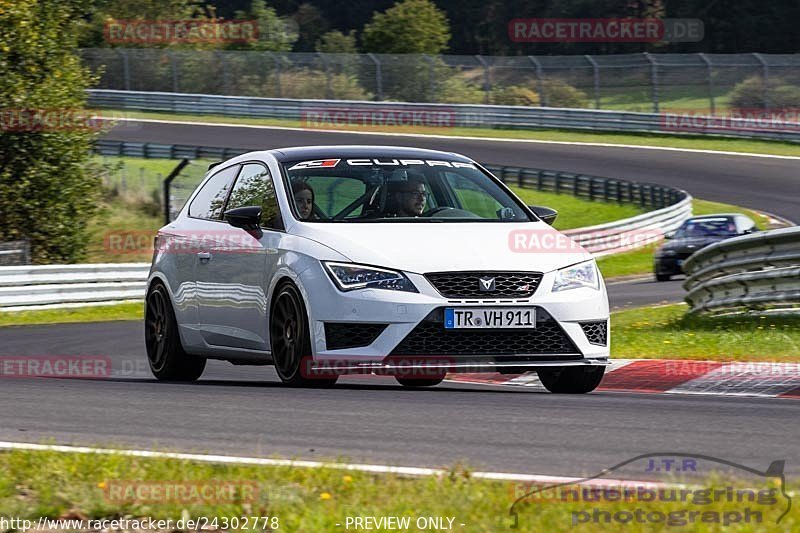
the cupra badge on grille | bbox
[478,277,496,291]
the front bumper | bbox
[298,264,610,372]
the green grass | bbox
[0,303,142,327]
[1,448,794,531]
[99,109,800,157]
[612,304,800,361]
[509,187,646,230]
[85,196,163,263]
[596,198,775,279]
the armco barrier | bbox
[89,89,800,142]
[683,226,800,314]
[0,263,148,309]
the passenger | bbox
[386,177,427,217]
[292,181,315,220]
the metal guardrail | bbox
[90,89,800,142]
[683,226,800,314]
[0,263,148,310]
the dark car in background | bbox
[654,214,757,281]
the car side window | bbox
[227,163,282,229]
[189,165,239,220]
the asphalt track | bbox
[105,119,800,220]
[1,321,799,477]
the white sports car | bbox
[145,146,609,392]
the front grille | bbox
[390,307,580,357]
[425,271,543,299]
[580,321,608,346]
[324,322,388,350]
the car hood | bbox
[290,221,591,274]
[662,236,729,254]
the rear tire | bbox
[395,374,445,387]
[538,366,605,394]
[145,283,205,381]
[655,273,671,281]
[270,282,337,387]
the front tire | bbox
[270,282,337,387]
[538,366,605,394]
[145,283,205,381]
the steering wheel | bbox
[422,206,455,217]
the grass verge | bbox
[99,108,800,157]
[611,304,800,362]
[0,303,142,327]
[0,448,794,531]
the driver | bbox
[386,176,427,217]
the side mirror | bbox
[664,231,675,240]
[742,227,756,235]
[224,206,262,231]
[529,205,558,226]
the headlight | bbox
[657,249,677,257]
[323,262,418,293]
[553,260,600,292]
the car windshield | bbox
[282,157,533,223]
[675,218,738,238]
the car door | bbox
[173,163,239,352]
[196,162,283,351]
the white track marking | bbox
[0,440,666,486]
[97,117,800,160]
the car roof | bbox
[267,145,473,163]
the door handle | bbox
[197,252,212,262]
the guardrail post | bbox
[585,55,600,109]
[516,168,524,187]
[476,55,491,105]
[367,53,383,101]
[527,56,546,106]
[644,52,659,113]
[753,53,770,109]
[698,53,715,115]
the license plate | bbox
[444,307,536,329]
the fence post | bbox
[217,51,231,95]
[119,48,131,91]
[270,52,282,98]
[367,53,383,101]
[527,56,546,106]
[318,52,333,99]
[425,54,435,102]
[169,51,179,93]
[643,52,659,113]
[698,53,715,115]
[585,55,600,109]
[753,53,770,109]
[475,55,491,104]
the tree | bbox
[316,30,358,54]
[362,0,450,54]
[0,0,103,263]
[231,0,297,51]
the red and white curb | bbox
[447,360,800,399]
